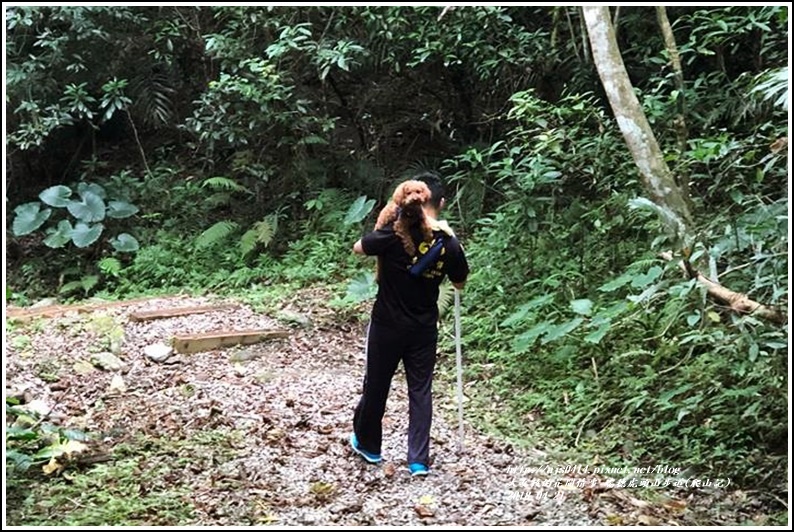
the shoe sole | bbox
[350,433,382,464]
[409,465,429,477]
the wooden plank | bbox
[172,329,291,354]
[128,304,238,322]
[6,295,191,322]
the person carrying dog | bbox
[350,172,469,477]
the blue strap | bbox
[409,238,444,277]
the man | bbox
[350,172,469,477]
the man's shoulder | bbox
[428,218,455,237]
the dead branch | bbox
[660,251,787,325]
[438,6,455,21]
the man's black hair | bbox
[414,171,445,209]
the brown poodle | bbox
[375,179,434,256]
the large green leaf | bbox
[77,182,107,199]
[39,185,72,207]
[541,317,584,344]
[570,298,593,316]
[67,191,106,223]
[109,233,139,252]
[630,266,664,289]
[512,320,555,352]
[5,426,39,441]
[500,294,555,327]
[584,319,611,344]
[106,200,139,219]
[5,449,33,472]
[343,195,376,225]
[43,220,74,248]
[71,222,104,248]
[12,202,52,236]
[598,272,633,292]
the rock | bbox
[232,363,247,377]
[108,374,126,393]
[73,360,97,375]
[5,388,27,404]
[21,398,51,418]
[30,298,58,308]
[298,513,317,525]
[276,310,312,328]
[109,336,124,356]
[91,352,127,371]
[229,348,261,363]
[144,343,173,363]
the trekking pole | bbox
[454,287,464,453]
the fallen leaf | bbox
[663,498,687,512]
[383,463,396,478]
[62,440,88,457]
[42,457,63,475]
[637,514,661,525]
[414,504,435,518]
[419,494,436,505]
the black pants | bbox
[353,320,438,465]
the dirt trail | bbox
[4,295,741,526]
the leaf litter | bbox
[4,293,777,526]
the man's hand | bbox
[353,239,365,255]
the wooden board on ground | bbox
[128,304,239,322]
[6,295,193,323]
[172,329,291,354]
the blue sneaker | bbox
[350,433,382,464]
[409,463,429,477]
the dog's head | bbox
[393,179,431,209]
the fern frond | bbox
[201,176,253,194]
[252,216,277,247]
[240,228,259,257]
[196,220,239,249]
[205,192,233,208]
[239,215,278,257]
[98,257,122,276]
[438,283,456,318]
[131,71,176,128]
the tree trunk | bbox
[582,6,693,234]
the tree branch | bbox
[660,251,787,325]
[438,6,455,22]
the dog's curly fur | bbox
[375,179,434,256]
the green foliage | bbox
[4,5,788,501]
[201,176,253,195]
[240,216,278,257]
[750,66,789,111]
[12,182,140,251]
[12,203,52,236]
[6,435,198,526]
[343,196,376,225]
[195,221,240,250]
[5,397,90,476]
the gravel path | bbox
[5,294,743,526]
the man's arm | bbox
[353,239,365,255]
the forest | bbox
[4,5,789,526]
